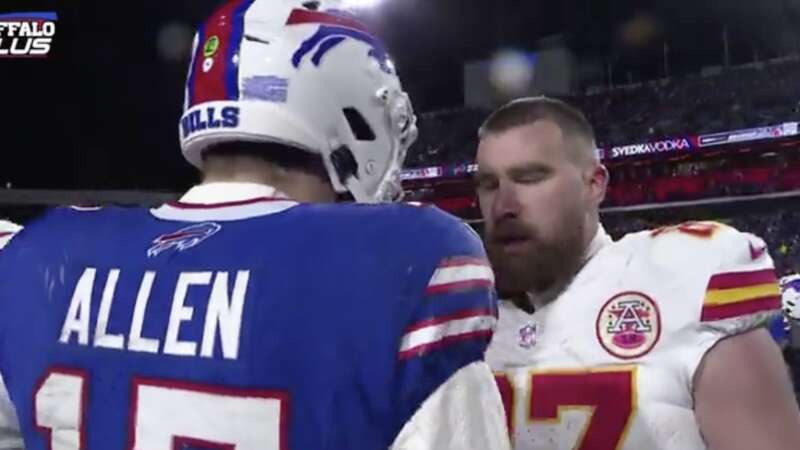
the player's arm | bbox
[0,220,24,450]
[391,361,509,450]
[0,377,22,450]
[687,227,800,450]
[390,210,510,450]
[694,327,800,450]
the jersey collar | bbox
[585,224,613,262]
[150,182,299,222]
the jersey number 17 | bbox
[35,367,289,449]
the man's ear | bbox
[586,163,608,206]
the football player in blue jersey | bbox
[782,273,800,329]
[779,274,800,405]
[768,314,790,348]
[0,1,509,449]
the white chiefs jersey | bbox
[486,221,781,450]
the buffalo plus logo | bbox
[147,222,222,257]
[596,291,661,359]
[0,12,56,58]
[292,24,393,74]
[180,106,240,139]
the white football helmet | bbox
[179,0,418,203]
[780,273,800,323]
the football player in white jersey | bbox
[474,96,800,450]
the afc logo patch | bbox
[596,291,661,359]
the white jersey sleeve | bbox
[0,221,20,251]
[390,361,511,450]
[671,222,782,382]
[0,220,23,449]
[0,377,21,450]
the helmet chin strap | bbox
[343,176,372,204]
[330,145,374,204]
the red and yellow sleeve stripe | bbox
[701,269,780,322]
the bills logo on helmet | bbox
[147,222,222,257]
[0,12,57,57]
[596,291,661,359]
[180,106,240,139]
[287,10,393,74]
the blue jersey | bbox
[0,199,497,449]
[768,314,789,346]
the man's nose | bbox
[492,181,521,220]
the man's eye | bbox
[475,177,498,190]
[515,172,547,183]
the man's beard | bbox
[486,213,586,300]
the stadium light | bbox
[339,0,382,9]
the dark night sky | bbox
[1,0,798,192]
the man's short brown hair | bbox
[478,96,596,149]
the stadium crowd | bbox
[404,57,800,168]
[603,149,800,206]
[575,57,800,147]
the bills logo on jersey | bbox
[147,222,222,257]
[596,291,661,359]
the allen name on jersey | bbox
[59,267,249,360]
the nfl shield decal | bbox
[596,291,661,359]
[518,322,538,349]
